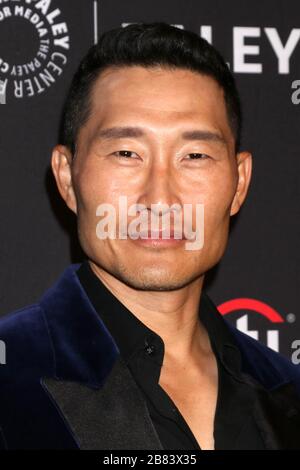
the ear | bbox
[230,151,253,216]
[51,145,77,215]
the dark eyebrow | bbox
[181,129,226,146]
[95,126,227,146]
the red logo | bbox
[218,298,284,323]
[217,298,285,352]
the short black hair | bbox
[60,22,242,155]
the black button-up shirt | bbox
[76,259,265,450]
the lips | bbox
[129,228,187,240]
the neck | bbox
[89,260,212,367]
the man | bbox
[0,22,300,450]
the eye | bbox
[187,153,210,160]
[111,150,138,159]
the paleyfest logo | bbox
[0,0,70,103]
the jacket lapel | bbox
[40,357,163,450]
[39,264,163,449]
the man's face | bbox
[52,66,252,291]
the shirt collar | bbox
[76,259,243,381]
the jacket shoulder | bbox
[0,302,54,381]
[0,302,46,340]
[0,302,78,450]
[226,319,300,390]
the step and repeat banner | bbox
[0,0,299,362]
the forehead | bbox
[88,65,232,140]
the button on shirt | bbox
[76,260,266,450]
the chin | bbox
[115,266,196,292]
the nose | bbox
[133,158,185,235]
[136,158,182,218]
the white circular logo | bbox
[0,0,70,103]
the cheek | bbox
[75,163,120,214]
[200,170,237,231]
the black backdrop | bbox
[0,0,299,363]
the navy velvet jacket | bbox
[0,263,300,450]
